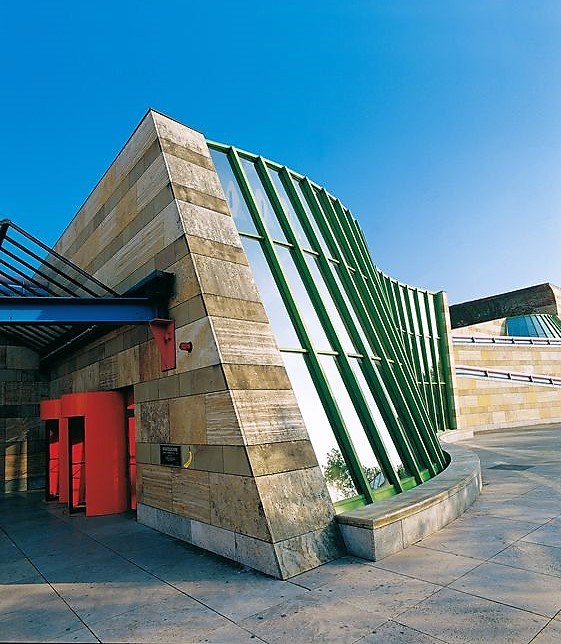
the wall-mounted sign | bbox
[160,444,182,467]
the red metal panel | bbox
[43,391,128,516]
[149,318,176,371]
[40,398,61,420]
[61,392,88,418]
[58,391,128,516]
[83,391,127,517]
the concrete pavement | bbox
[1,427,561,643]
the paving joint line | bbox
[0,524,101,643]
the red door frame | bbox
[125,389,137,510]
[40,399,63,501]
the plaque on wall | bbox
[160,444,182,467]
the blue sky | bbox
[1,1,560,303]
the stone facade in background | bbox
[0,341,48,493]
[454,342,561,432]
[451,283,561,432]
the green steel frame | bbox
[208,141,456,509]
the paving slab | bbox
[47,624,100,643]
[240,589,388,643]
[469,496,561,524]
[311,564,440,618]
[195,622,266,643]
[396,587,548,644]
[356,619,446,643]
[449,560,561,617]
[490,540,561,578]
[532,620,561,643]
[417,513,538,559]
[521,517,561,549]
[369,544,482,585]
[52,578,180,625]
[0,590,88,643]
[88,593,229,643]
[177,569,306,621]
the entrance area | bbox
[40,390,136,516]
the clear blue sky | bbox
[1,1,560,304]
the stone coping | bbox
[336,432,481,560]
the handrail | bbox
[452,335,561,347]
[455,364,561,387]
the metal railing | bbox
[456,364,561,387]
[452,335,561,347]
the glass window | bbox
[331,262,373,354]
[506,317,528,337]
[424,337,435,381]
[348,358,404,473]
[427,296,440,339]
[291,179,333,259]
[407,289,421,336]
[240,159,287,242]
[268,168,313,250]
[276,246,332,351]
[417,292,430,338]
[319,355,384,489]
[398,286,412,335]
[241,238,300,349]
[316,191,348,264]
[304,255,356,354]
[210,150,258,235]
[282,352,358,502]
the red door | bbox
[127,412,137,510]
[46,420,60,500]
[125,390,136,510]
[68,417,86,512]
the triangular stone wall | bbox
[49,110,343,579]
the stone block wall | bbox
[454,344,561,379]
[45,110,343,579]
[452,318,507,337]
[454,342,561,431]
[456,377,561,431]
[0,341,48,493]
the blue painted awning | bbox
[0,219,172,359]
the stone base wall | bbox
[337,439,481,560]
[0,343,48,494]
